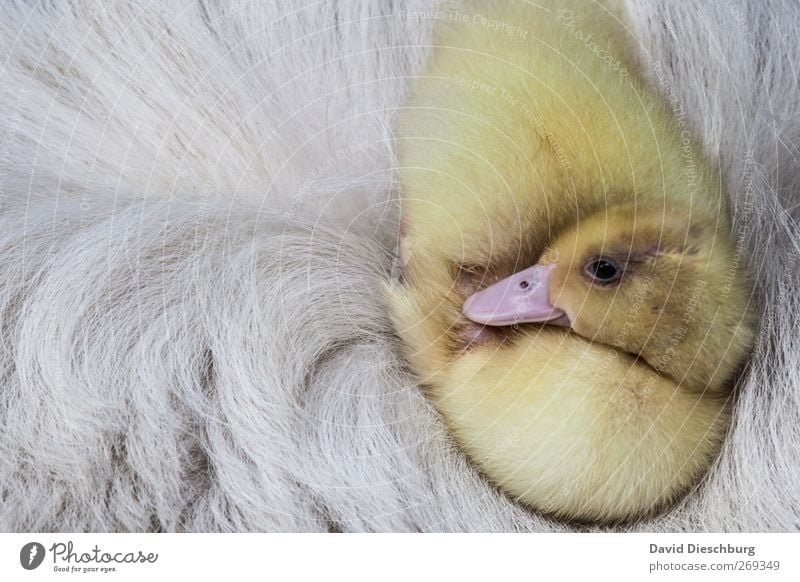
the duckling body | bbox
[390,0,754,522]
[433,332,729,521]
[397,0,720,274]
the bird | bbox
[388,0,756,522]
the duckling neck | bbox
[635,315,752,394]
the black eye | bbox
[583,258,622,284]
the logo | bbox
[20,542,46,570]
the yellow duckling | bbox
[389,0,755,522]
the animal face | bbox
[463,202,755,390]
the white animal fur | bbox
[0,0,797,531]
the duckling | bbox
[389,0,755,522]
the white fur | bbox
[0,0,797,531]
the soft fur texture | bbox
[0,0,798,531]
[388,0,755,522]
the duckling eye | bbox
[583,258,622,284]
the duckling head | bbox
[463,201,755,393]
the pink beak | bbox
[462,264,569,326]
